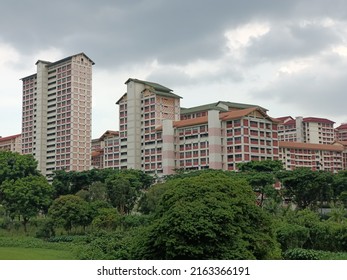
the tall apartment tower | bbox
[116,78,181,174]
[21,53,94,178]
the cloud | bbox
[250,52,347,120]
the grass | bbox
[0,233,79,260]
[0,247,76,260]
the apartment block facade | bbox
[279,141,345,172]
[278,116,335,144]
[92,78,281,175]
[335,123,347,141]
[21,53,94,178]
[0,134,22,153]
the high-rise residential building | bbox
[277,116,335,144]
[21,53,94,178]
[0,134,22,153]
[115,78,181,174]
[93,78,279,175]
[90,78,347,175]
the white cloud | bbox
[224,22,270,58]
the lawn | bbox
[0,247,76,260]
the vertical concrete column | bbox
[296,116,304,142]
[35,61,49,176]
[162,119,175,175]
[208,110,222,169]
[126,81,143,170]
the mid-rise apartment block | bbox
[335,123,347,141]
[21,53,94,178]
[88,78,347,175]
[277,116,335,144]
[0,134,22,153]
[92,78,280,176]
[279,141,345,172]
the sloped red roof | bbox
[219,107,258,121]
[173,116,208,128]
[279,119,296,126]
[0,134,21,142]
[276,116,294,123]
[336,123,347,130]
[303,117,335,124]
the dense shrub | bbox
[276,223,309,251]
[283,248,321,260]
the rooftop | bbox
[303,117,335,124]
[336,123,347,130]
[0,134,21,142]
[181,101,267,115]
[279,141,344,152]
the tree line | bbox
[1,150,347,259]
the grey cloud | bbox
[246,23,341,63]
[250,54,347,118]
[1,0,332,69]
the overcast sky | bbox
[1,0,347,139]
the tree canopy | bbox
[141,170,280,259]
[1,175,53,231]
[0,151,39,186]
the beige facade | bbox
[21,53,94,178]
[335,124,347,141]
[99,79,280,175]
[277,116,335,144]
[0,134,22,153]
[279,141,345,172]
[93,78,346,175]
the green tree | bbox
[1,175,53,232]
[48,195,92,232]
[105,170,152,215]
[92,208,121,230]
[142,170,280,259]
[278,168,333,209]
[237,160,283,173]
[0,151,39,184]
[237,160,283,207]
[333,170,347,202]
[138,183,168,214]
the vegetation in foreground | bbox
[1,151,347,260]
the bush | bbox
[35,218,55,239]
[276,223,309,251]
[283,248,321,260]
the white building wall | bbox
[126,80,144,170]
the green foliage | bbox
[1,175,53,231]
[332,170,347,201]
[105,170,151,215]
[276,223,309,251]
[0,151,39,186]
[51,168,153,199]
[237,160,283,207]
[73,230,144,260]
[92,208,121,230]
[138,183,168,214]
[89,181,108,202]
[142,170,280,260]
[120,214,151,230]
[237,160,283,172]
[48,195,92,232]
[283,248,321,260]
[35,218,55,239]
[327,203,347,224]
[278,168,333,209]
